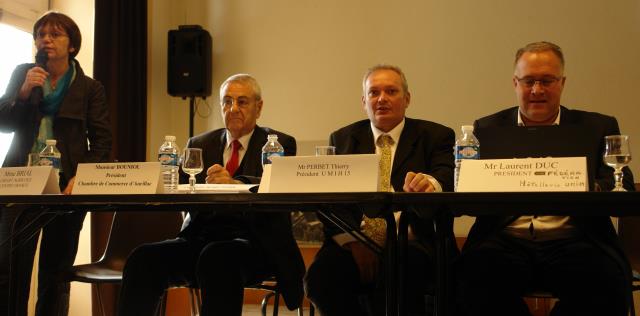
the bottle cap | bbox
[165,135,176,141]
[267,134,278,140]
[45,139,57,145]
[461,125,474,133]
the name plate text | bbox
[457,157,588,192]
[262,154,379,193]
[73,162,163,194]
[0,166,60,195]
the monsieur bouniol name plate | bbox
[0,166,60,195]
[457,157,588,192]
[73,162,163,194]
[260,154,379,193]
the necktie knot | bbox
[231,139,241,151]
[376,134,394,148]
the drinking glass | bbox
[315,145,336,156]
[27,153,40,166]
[182,148,203,193]
[603,135,632,192]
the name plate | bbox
[0,166,60,195]
[457,157,588,192]
[73,162,163,194]
[261,154,379,193]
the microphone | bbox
[29,49,48,105]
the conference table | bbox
[2,191,640,316]
[0,192,400,315]
[394,191,640,316]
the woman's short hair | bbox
[33,11,82,59]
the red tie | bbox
[225,140,241,176]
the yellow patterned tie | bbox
[361,134,393,246]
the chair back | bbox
[98,211,183,271]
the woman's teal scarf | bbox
[32,61,76,156]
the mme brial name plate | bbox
[0,166,60,195]
[457,157,588,192]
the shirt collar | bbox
[517,108,561,126]
[225,129,254,150]
[370,118,405,146]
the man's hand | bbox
[18,66,48,101]
[343,241,379,283]
[403,171,435,192]
[62,176,75,195]
[205,164,242,184]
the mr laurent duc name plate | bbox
[457,157,587,192]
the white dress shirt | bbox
[223,129,255,169]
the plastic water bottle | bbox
[261,134,285,166]
[39,139,61,173]
[454,125,480,191]
[158,135,180,192]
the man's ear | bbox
[404,91,411,108]
[256,100,264,118]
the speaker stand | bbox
[189,96,196,138]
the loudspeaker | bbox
[167,25,212,98]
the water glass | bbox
[603,135,632,191]
[182,148,203,193]
[315,145,336,156]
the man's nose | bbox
[531,82,545,95]
[377,92,388,103]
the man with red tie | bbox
[118,74,303,316]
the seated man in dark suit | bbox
[304,64,456,316]
[118,74,305,316]
[456,41,635,316]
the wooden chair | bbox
[65,211,185,316]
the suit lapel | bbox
[393,119,418,176]
[499,107,519,127]
[351,124,375,154]
[238,126,265,177]
[557,106,576,125]
[214,131,226,165]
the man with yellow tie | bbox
[304,64,456,316]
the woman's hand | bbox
[18,66,49,101]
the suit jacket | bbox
[178,125,305,310]
[324,117,456,255]
[0,62,112,183]
[464,106,635,289]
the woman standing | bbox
[0,11,112,315]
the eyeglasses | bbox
[515,76,563,88]
[36,31,68,41]
[220,97,254,109]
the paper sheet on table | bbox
[177,183,257,193]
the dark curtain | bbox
[94,0,147,162]
[91,1,147,315]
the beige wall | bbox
[148,0,640,164]
[147,0,640,239]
